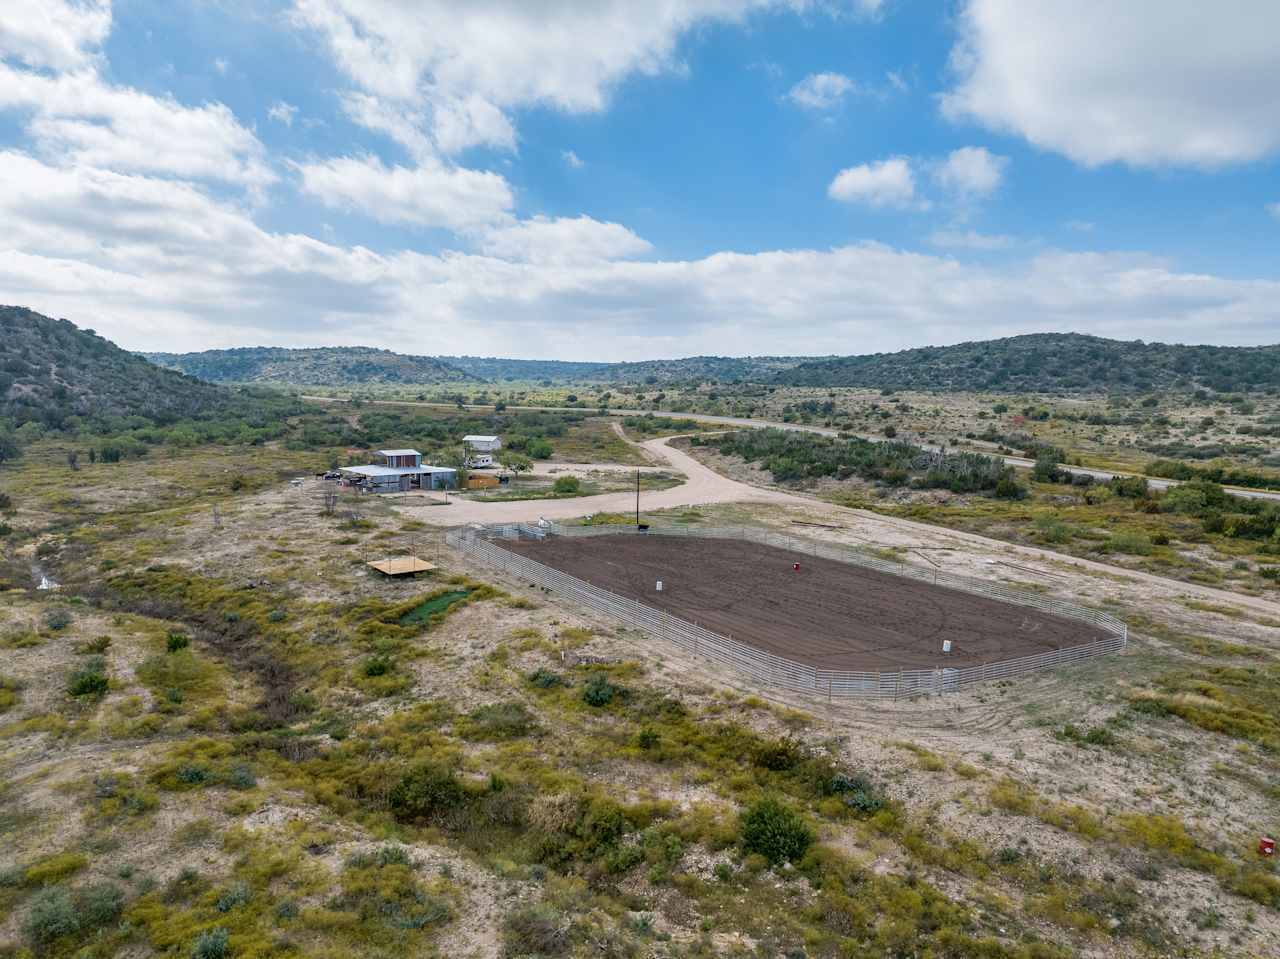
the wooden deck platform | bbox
[367,556,437,576]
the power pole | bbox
[635,468,640,527]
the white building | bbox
[462,434,502,468]
[338,449,458,493]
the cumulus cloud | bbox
[294,154,514,232]
[562,149,584,169]
[828,157,921,209]
[787,72,855,110]
[942,0,1280,168]
[0,0,111,71]
[0,63,276,190]
[291,0,850,157]
[479,215,652,265]
[932,146,1007,198]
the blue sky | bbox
[0,1,1277,359]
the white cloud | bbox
[479,215,651,265]
[0,63,275,190]
[0,0,111,71]
[8,149,1273,359]
[787,72,855,110]
[828,157,921,209]
[562,149,584,169]
[942,0,1280,168]
[268,101,299,126]
[886,70,907,92]
[213,57,229,75]
[932,145,1007,198]
[1065,219,1096,233]
[294,154,514,232]
[1267,203,1280,221]
[928,229,1014,250]
[291,0,850,156]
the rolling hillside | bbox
[0,306,231,430]
[146,346,470,386]
[775,333,1280,393]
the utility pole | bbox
[635,468,640,527]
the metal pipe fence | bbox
[446,522,1127,699]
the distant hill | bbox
[427,354,821,383]
[438,356,606,382]
[1,306,231,430]
[146,346,470,386]
[775,333,1280,393]
[593,355,823,384]
[149,349,820,386]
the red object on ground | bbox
[1261,837,1276,856]
[793,562,801,572]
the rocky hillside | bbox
[145,346,470,386]
[0,307,230,430]
[774,333,1280,393]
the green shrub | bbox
[552,475,581,495]
[23,887,80,945]
[214,881,251,912]
[528,668,565,689]
[740,797,813,865]
[76,635,112,654]
[1105,530,1153,555]
[389,763,467,821]
[176,764,211,786]
[824,772,886,814]
[362,654,393,677]
[45,608,73,631]
[191,926,230,959]
[994,475,1026,500]
[68,657,109,697]
[753,737,803,771]
[581,673,621,707]
[504,905,568,956]
[166,632,190,653]
[78,882,125,926]
[226,763,257,790]
[459,702,538,741]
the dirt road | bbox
[406,435,793,524]
[405,433,1280,618]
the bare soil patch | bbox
[505,534,1112,670]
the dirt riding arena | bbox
[505,534,1113,671]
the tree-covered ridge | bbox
[775,333,1280,393]
[0,306,231,431]
[145,346,471,386]
[151,351,824,386]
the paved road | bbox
[304,395,1280,503]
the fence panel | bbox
[447,523,1125,699]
